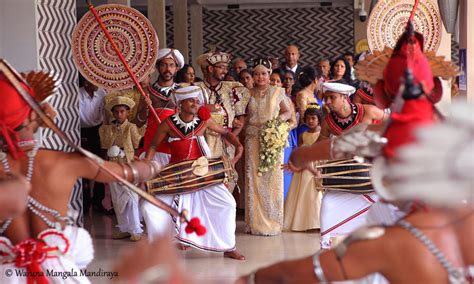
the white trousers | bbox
[109,182,142,234]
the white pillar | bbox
[148,0,167,48]
[459,0,473,102]
[190,3,203,76]
[173,0,189,63]
[0,0,39,71]
[434,0,452,114]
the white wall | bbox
[0,0,39,72]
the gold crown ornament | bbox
[207,52,232,66]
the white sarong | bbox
[320,191,378,248]
[0,226,94,284]
[141,137,237,252]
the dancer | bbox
[317,82,386,248]
[0,62,160,283]
[142,85,245,260]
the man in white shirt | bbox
[79,75,109,214]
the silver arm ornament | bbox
[331,123,388,160]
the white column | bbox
[190,3,203,76]
[459,0,473,102]
[173,0,189,63]
[353,0,371,48]
[434,5,452,114]
[148,0,167,48]
[0,0,39,71]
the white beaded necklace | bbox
[0,146,70,234]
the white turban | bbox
[172,85,205,105]
[157,48,185,69]
[322,82,356,96]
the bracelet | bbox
[137,110,149,123]
[129,163,140,184]
[145,160,160,180]
[147,161,155,179]
[119,162,130,181]
[150,161,161,177]
[312,249,327,282]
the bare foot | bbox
[224,250,245,260]
[130,234,142,241]
[112,231,131,240]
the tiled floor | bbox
[85,212,320,283]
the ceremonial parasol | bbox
[367,0,442,52]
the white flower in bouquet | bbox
[257,118,290,175]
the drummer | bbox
[317,82,387,248]
[142,85,245,260]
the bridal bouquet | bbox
[258,118,290,176]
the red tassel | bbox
[184,217,207,236]
[185,224,194,234]
[195,225,207,236]
[185,217,199,234]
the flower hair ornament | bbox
[307,103,321,110]
[253,58,272,73]
[207,51,232,66]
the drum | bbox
[318,159,374,193]
[146,157,232,195]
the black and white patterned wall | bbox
[165,6,354,67]
[202,6,354,66]
[37,0,83,226]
